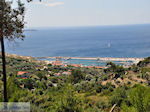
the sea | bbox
[5,24,150,66]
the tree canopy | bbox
[0,0,25,40]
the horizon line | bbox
[25,23,150,29]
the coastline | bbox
[4,53,144,62]
[36,56,144,63]
[4,53,35,60]
[1,53,145,67]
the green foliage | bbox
[0,0,25,40]
[35,71,47,81]
[6,76,28,102]
[96,100,109,110]
[0,81,3,102]
[118,85,150,112]
[105,62,125,78]
[84,107,100,112]
[53,84,84,112]
[110,87,127,106]
[137,57,150,67]
[7,76,19,101]
[101,75,109,81]
[127,85,150,112]
[130,64,140,72]
[2,56,150,112]
[71,69,85,84]
[21,79,35,89]
[121,103,137,112]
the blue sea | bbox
[5,24,150,58]
[5,24,150,66]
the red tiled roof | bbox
[17,71,28,75]
[54,73,61,76]
[52,61,63,66]
[70,64,82,67]
[86,66,94,68]
[95,66,107,69]
[85,66,107,69]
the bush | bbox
[70,69,85,84]
[110,87,127,106]
[137,57,150,67]
[127,85,150,112]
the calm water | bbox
[38,58,127,66]
[5,24,150,58]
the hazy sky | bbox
[22,0,150,27]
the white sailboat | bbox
[107,43,111,48]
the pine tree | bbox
[0,0,25,102]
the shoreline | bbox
[2,53,145,66]
[4,53,35,60]
[36,56,144,63]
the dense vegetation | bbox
[0,55,150,112]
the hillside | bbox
[0,55,150,112]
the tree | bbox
[137,57,150,67]
[105,62,125,78]
[53,84,84,112]
[110,87,127,107]
[23,79,35,90]
[0,0,25,102]
[120,85,150,112]
[71,69,85,84]
[128,85,150,112]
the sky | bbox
[19,0,150,28]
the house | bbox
[52,61,63,66]
[70,64,82,67]
[17,71,30,79]
[86,66,94,68]
[54,73,61,76]
[62,71,71,75]
[85,66,107,69]
[95,66,108,69]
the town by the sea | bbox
[5,24,150,66]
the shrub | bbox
[110,87,127,106]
